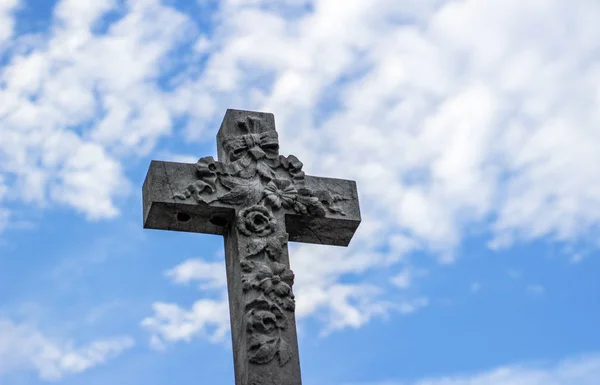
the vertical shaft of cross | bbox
[224,211,301,385]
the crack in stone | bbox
[307,224,325,245]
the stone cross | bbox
[142,109,361,385]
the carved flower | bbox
[264,179,297,209]
[245,296,287,333]
[247,309,279,333]
[237,205,277,237]
[256,262,294,297]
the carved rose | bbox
[247,309,279,333]
[245,296,287,333]
[264,179,297,209]
[237,205,277,237]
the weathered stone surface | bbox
[142,109,361,385]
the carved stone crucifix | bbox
[143,109,361,385]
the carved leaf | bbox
[277,339,292,366]
[274,308,287,329]
[240,259,256,272]
[173,179,216,201]
[237,157,258,179]
[257,161,277,180]
[293,201,308,215]
[297,195,327,217]
[247,238,268,257]
[328,205,346,216]
[247,234,287,260]
[218,177,262,206]
[241,260,258,291]
[276,296,296,312]
[308,190,349,215]
[314,190,334,203]
[273,282,291,296]
[333,194,349,202]
[219,174,245,190]
[265,234,288,261]
[242,262,272,292]
[190,180,217,201]
[248,334,278,365]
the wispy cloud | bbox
[0,318,133,381]
[142,258,230,348]
[0,0,192,219]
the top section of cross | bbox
[142,108,361,246]
[217,109,279,163]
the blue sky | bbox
[1,0,600,384]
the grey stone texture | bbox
[142,109,361,385]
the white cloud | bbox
[142,298,230,349]
[144,246,428,346]
[391,269,412,289]
[165,258,227,290]
[0,0,192,220]
[0,319,134,381]
[346,353,600,385]
[142,258,230,348]
[0,0,19,46]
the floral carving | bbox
[294,188,327,217]
[264,179,297,209]
[241,260,295,312]
[237,205,277,237]
[245,296,292,366]
[170,115,351,367]
[218,175,263,207]
[247,234,289,261]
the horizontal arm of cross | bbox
[142,160,361,246]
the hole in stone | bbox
[176,212,192,222]
[209,215,228,227]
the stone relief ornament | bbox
[237,205,277,237]
[172,115,348,366]
[245,296,292,366]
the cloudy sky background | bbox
[1,0,599,384]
